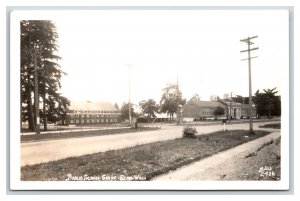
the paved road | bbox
[21,121,280,166]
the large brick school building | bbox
[66,101,121,125]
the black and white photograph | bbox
[9,8,290,191]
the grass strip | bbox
[259,123,281,129]
[21,127,159,143]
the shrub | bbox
[183,126,197,138]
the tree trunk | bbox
[42,92,47,131]
[27,74,35,131]
[268,100,271,120]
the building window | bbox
[97,119,99,123]
[76,119,79,123]
[106,119,109,123]
[91,119,94,123]
[101,119,104,123]
[87,119,90,123]
[81,119,84,123]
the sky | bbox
[53,10,288,106]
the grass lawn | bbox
[259,123,281,129]
[21,130,270,181]
[21,127,160,143]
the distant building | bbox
[219,99,256,119]
[136,112,171,123]
[153,112,174,122]
[183,97,256,122]
[218,99,242,119]
[66,101,121,125]
[241,104,257,119]
[183,98,227,121]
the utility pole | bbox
[128,64,132,126]
[240,36,258,134]
[229,92,233,122]
[34,43,40,134]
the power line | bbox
[240,36,259,134]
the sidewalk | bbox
[153,131,281,181]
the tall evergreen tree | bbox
[21,20,69,132]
